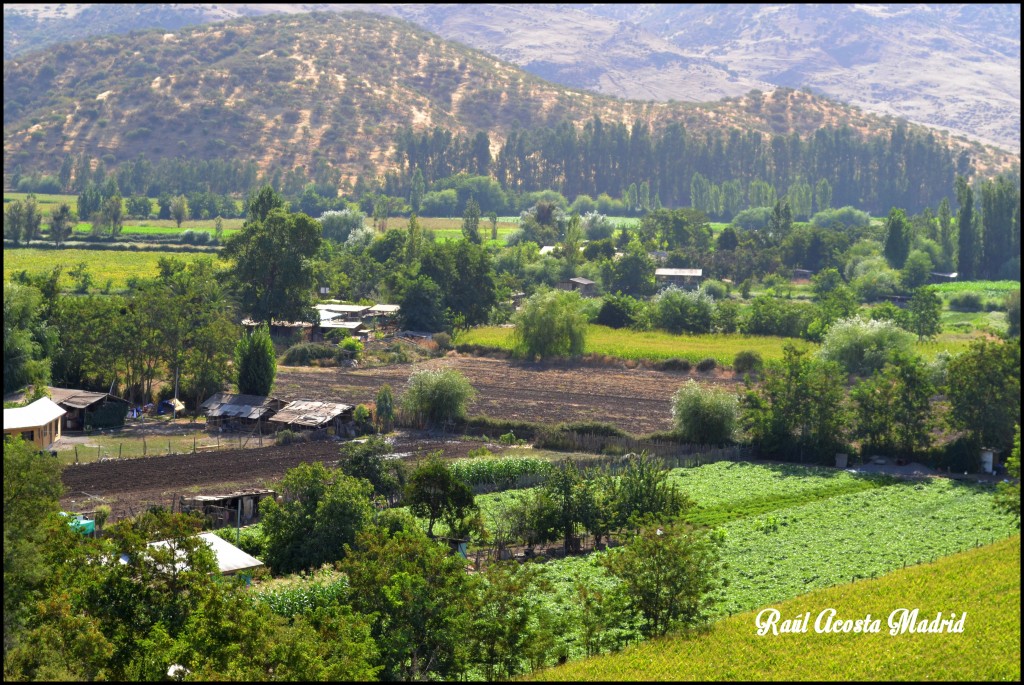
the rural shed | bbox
[267,399,354,434]
[558,277,597,296]
[121,532,263,576]
[3,397,66,450]
[200,393,284,430]
[48,387,130,430]
[316,303,371,321]
[179,489,277,528]
[655,268,704,289]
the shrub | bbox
[402,369,477,426]
[671,380,737,444]
[733,350,764,374]
[281,342,337,366]
[275,429,308,446]
[652,287,715,334]
[699,279,729,300]
[654,358,692,372]
[819,317,916,376]
[433,332,452,351]
[339,337,363,360]
[353,404,373,435]
[695,358,717,373]
[947,292,984,312]
[512,289,587,359]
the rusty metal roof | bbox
[267,399,353,428]
[201,393,282,420]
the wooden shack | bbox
[200,393,285,431]
[267,399,354,435]
[655,268,704,289]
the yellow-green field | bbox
[530,535,1021,681]
[460,324,974,364]
[3,248,212,290]
[4,191,77,214]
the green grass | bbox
[3,248,212,291]
[461,323,975,364]
[461,324,816,365]
[932,280,1020,300]
[530,535,1020,681]
[51,426,233,465]
[69,218,245,236]
[4,192,77,214]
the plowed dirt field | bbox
[275,354,740,435]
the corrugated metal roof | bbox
[201,393,281,420]
[569,277,595,285]
[319,320,365,330]
[123,532,263,575]
[368,304,401,314]
[315,303,370,314]
[655,268,703,277]
[268,400,353,428]
[4,397,66,431]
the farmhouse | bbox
[315,303,371,321]
[179,488,277,529]
[655,267,704,289]
[200,392,285,430]
[366,303,401,332]
[267,399,354,435]
[557,277,597,296]
[3,397,66,450]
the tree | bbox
[883,208,912,269]
[946,340,1020,453]
[4,197,26,244]
[409,168,426,213]
[221,207,322,324]
[245,184,285,223]
[955,176,978,279]
[742,344,849,463]
[402,369,477,427]
[340,526,475,681]
[462,197,482,244]
[766,199,792,240]
[488,211,499,241]
[4,283,52,394]
[470,562,545,681]
[399,276,447,332]
[512,289,587,359]
[339,436,405,504]
[937,197,955,272]
[819,317,916,376]
[907,286,943,340]
[900,249,933,289]
[375,384,395,433]
[815,178,832,213]
[404,454,477,538]
[320,208,365,243]
[234,323,276,396]
[259,462,374,573]
[852,354,935,457]
[672,380,738,444]
[21,195,42,242]
[599,524,722,637]
[49,203,74,247]
[1007,289,1021,338]
[994,425,1019,520]
[652,287,715,334]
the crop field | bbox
[3,248,212,290]
[461,324,975,364]
[932,279,1020,300]
[68,218,245,236]
[4,191,77,213]
[533,535,1021,681]
[275,355,741,435]
[506,468,1018,665]
[58,433,489,520]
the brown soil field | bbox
[275,354,742,436]
[59,433,491,521]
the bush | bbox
[695,358,717,373]
[433,332,452,351]
[652,287,715,334]
[654,358,692,372]
[402,369,477,426]
[819,317,916,376]
[948,292,984,312]
[339,337,363,360]
[671,380,737,444]
[733,350,764,374]
[512,289,587,359]
[275,429,308,446]
[699,279,729,300]
[281,342,337,366]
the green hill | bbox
[530,535,1021,681]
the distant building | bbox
[557,277,597,297]
[655,268,704,289]
[179,489,277,529]
[200,393,285,431]
[3,397,66,450]
[928,271,958,285]
[4,386,129,431]
[120,532,264,576]
[267,399,354,435]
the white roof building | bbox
[3,397,66,431]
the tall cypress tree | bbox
[883,208,911,269]
[955,176,978,279]
[235,323,276,396]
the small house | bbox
[200,393,285,431]
[655,268,704,289]
[928,271,959,285]
[557,277,597,297]
[3,397,66,450]
[6,386,129,431]
[315,303,371,322]
[179,488,277,529]
[267,399,354,435]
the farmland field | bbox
[3,248,214,290]
[533,535,1021,681]
[274,354,740,435]
[459,324,975,364]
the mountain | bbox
[3,11,1016,189]
[4,4,1020,151]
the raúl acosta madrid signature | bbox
[755,608,967,636]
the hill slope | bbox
[531,535,1021,681]
[4,3,1020,150]
[4,11,1015,187]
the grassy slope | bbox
[531,534,1020,681]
